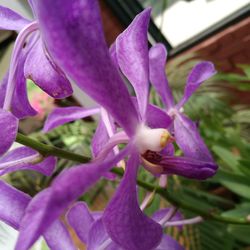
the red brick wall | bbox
[99,0,124,46]
[185,17,250,73]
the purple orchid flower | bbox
[0,180,77,250]
[149,43,217,162]
[0,4,73,156]
[67,201,185,250]
[14,1,217,249]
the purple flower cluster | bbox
[0,0,218,249]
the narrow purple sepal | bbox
[43,106,100,132]
[0,5,31,31]
[116,8,151,119]
[0,147,56,176]
[16,145,131,250]
[177,61,216,108]
[24,39,73,99]
[0,109,18,156]
[103,151,163,250]
[174,113,214,162]
[67,202,94,244]
[33,0,139,136]
[149,43,174,109]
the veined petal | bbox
[116,8,151,120]
[174,113,213,162]
[88,219,121,250]
[43,106,100,132]
[16,145,131,250]
[0,73,8,108]
[67,202,94,244]
[44,220,77,250]
[24,39,73,99]
[33,0,139,136]
[109,43,118,69]
[149,43,174,109]
[159,156,217,180]
[146,103,172,129]
[0,181,76,250]
[91,118,117,180]
[0,147,56,176]
[0,180,29,230]
[103,151,163,250]
[177,62,216,108]
[11,53,37,119]
[0,109,18,156]
[156,235,184,250]
[0,5,31,31]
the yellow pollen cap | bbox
[160,131,171,148]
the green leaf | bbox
[212,146,240,173]
[212,170,250,199]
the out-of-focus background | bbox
[0,1,249,250]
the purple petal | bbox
[16,145,131,250]
[91,118,117,180]
[156,235,184,250]
[116,8,151,119]
[103,151,163,250]
[149,43,174,109]
[24,39,73,99]
[66,202,94,244]
[43,106,100,132]
[0,57,37,119]
[0,147,56,176]
[159,155,217,180]
[88,219,121,250]
[44,220,77,250]
[0,180,29,230]
[0,181,76,250]
[11,53,37,119]
[146,103,172,129]
[0,5,31,31]
[91,118,110,158]
[177,62,216,108]
[174,113,213,162]
[0,109,18,156]
[0,73,8,108]
[109,43,118,69]
[33,0,139,136]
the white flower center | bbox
[135,124,172,154]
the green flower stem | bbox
[16,133,89,163]
[16,132,250,225]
